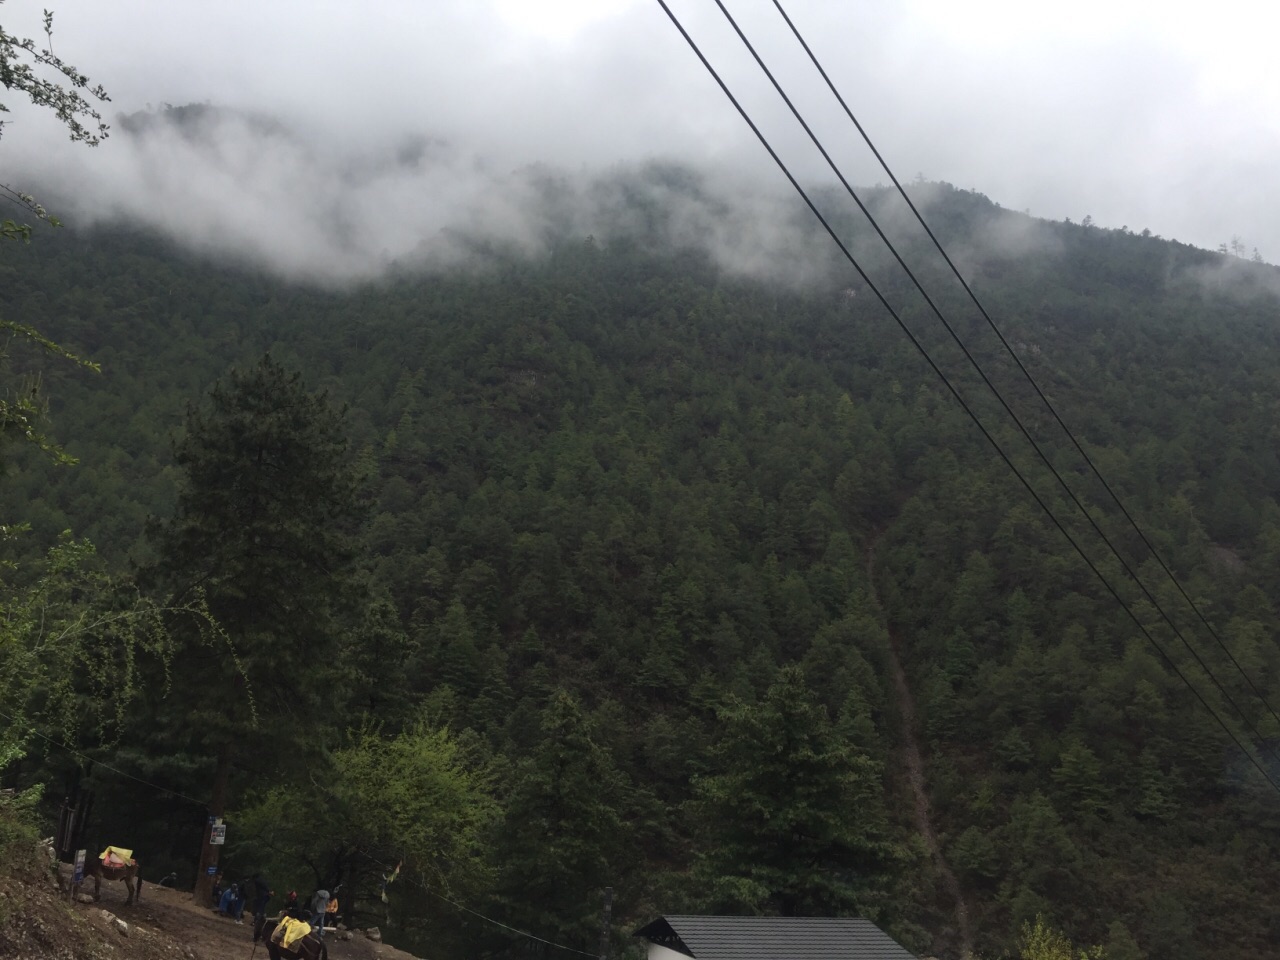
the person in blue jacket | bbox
[217,881,237,917]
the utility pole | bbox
[598,886,614,960]
[193,742,231,903]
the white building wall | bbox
[648,943,692,960]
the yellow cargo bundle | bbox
[99,846,135,866]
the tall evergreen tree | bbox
[493,691,632,952]
[691,665,895,917]
[142,354,367,899]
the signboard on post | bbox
[210,819,226,846]
[70,848,86,903]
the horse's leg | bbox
[125,875,135,906]
[92,872,102,902]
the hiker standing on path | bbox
[310,888,330,938]
[250,874,274,943]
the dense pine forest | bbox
[5,169,1280,960]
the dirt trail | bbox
[867,540,974,960]
[51,865,419,960]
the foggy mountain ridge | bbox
[10,103,1280,957]
[11,102,1279,298]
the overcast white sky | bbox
[5,0,1280,274]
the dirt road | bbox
[57,866,419,960]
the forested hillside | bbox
[5,176,1280,960]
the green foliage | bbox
[0,746,40,864]
[0,529,207,754]
[3,181,1280,958]
[1052,741,1109,820]
[0,319,98,472]
[1104,921,1145,960]
[691,665,895,918]
[143,354,368,752]
[134,355,369,897]
[1017,915,1106,960]
[0,5,109,146]
[0,2,110,240]
[337,719,496,891]
[235,717,495,900]
[950,826,1000,883]
[343,594,419,726]
[494,691,634,951]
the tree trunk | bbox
[193,741,232,904]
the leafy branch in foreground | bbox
[0,5,110,146]
[2,183,56,239]
[1,2,111,238]
[0,530,232,751]
[0,319,99,467]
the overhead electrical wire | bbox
[0,705,210,807]
[701,0,1280,770]
[650,0,1280,794]
[763,0,1280,743]
[356,850,600,958]
[414,879,602,958]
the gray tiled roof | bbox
[634,915,918,960]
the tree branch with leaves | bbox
[1,2,110,238]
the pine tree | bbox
[494,692,632,951]
[344,593,417,726]
[1132,748,1177,822]
[691,665,895,917]
[142,354,367,900]
[1052,740,1109,819]
[1105,920,1145,960]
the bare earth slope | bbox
[0,861,420,960]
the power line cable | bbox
[704,0,1280,768]
[0,706,209,807]
[415,879,601,958]
[357,850,599,958]
[765,0,1280,743]
[650,0,1280,794]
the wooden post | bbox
[194,742,232,904]
[598,886,614,960]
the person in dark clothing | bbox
[250,874,274,943]
[229,881,247,922]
